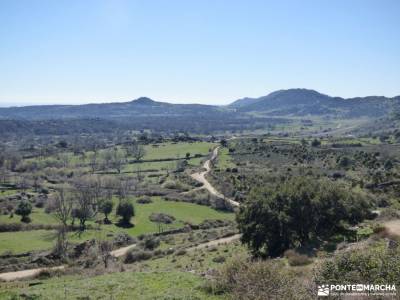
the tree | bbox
[54,186,73,227]
[88,151,98,173]
[73,177,100,231]
[111,148,126,173]
[100,199,113,224]
[338,156,352,168]
[237,177,371,257]
[15,201,32,223]
[311,138,321,147]
[130,143,146,162]
[220,139,228,147]
[116,201,135,227]
[53,186,73,256]
[116,177,133,201]
[99,240,113,268]
[384,159,393,170]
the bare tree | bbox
[58,153,71,168]
[116,176,133,201]
[53,185,73,257]
[73,177,101,231]
[99,240,113,268]
[16,176,29,192]
[129,142,146,162]
[88,151,98,173]
[32,173,42,192]
[111,148,126,174]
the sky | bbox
[0,0,399,106]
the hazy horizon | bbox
[1,87,400,108]
[1,0,399,106]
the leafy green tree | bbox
[384,159,393,170]
[15,201,32,223]
[116,201,135,226]
[237,177,371,257]
[311,138,321,147]
[338,156,352,168]
[100,199,114,224]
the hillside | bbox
[230,89,400,118]
[2,89,399,120]
[0,97,225,120]
[1,89,399,137]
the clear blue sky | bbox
[0,0,399,106]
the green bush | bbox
[314,241,400,286]
[205,256,311,299]
[124,249,153,263]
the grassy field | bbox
[0,197,234,254]
[22,141,214,170]
[143,142,214,160]
[0,208,56,225]
[0,269,223,300]
[0,230,56,254]
[216,148,235,169]
[1,240,247,299]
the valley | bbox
[0,115,399,298]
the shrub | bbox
[284,250,313,266]
[149,213,175,224]
[175,249,187,256]
[124,250,153,263]
[137,196,153,204]
[314,241,400,286]
[142,236,160,250]
[212,256,226,263]
[204,256,311,299]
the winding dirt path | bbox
[191,147,240,207]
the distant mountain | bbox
[228,97,263,108]
[229,89,400,118]
[0,97,225,120]
[1,89,399,121]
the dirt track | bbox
[110,243,137,257]
[191,147,240,207]
[187,234,242,251]
[0,266,64,282]
[384,219,400,236]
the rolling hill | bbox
[229,89,400,118]
[1,89,398,137]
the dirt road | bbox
[0,266,64,282]
[191,147,240,207]
[187,234,242,251]
[384,219,400,236]
[110,243,137,257]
